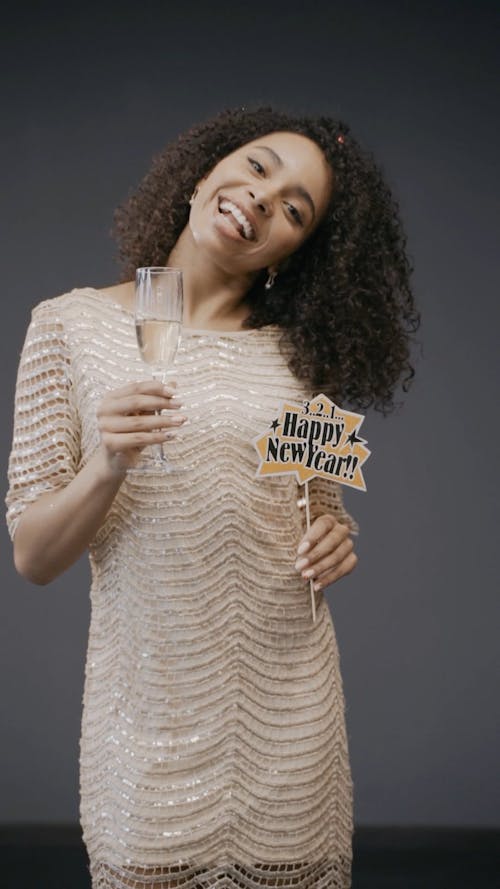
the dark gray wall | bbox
[1,1,498,827]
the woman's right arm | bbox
[12,381,186,585]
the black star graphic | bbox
[270,418,280,432]
[346,426,365,448]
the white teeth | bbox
[219,199,255,240]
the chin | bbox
[189,216,269,279]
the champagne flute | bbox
[134,266,183,471]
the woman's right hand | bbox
[11,378,186,584]
[96,380,186,473]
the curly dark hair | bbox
[113,106,421,414]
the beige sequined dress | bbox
[6,288,359,889]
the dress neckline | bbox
[78,286,270,338]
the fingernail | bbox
[170,416,187,425]
[303,568,315,579]
[169,398,183,407]
[295,558,309,571]
[297,541,310,555]
[313,582,322,592]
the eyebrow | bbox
[254,145,316,220]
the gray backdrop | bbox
[1,0,498,828]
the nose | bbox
[248,188,273,216]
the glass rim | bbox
[136,266,183,274]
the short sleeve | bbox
[307,476,360,536]
[5,300,81,541]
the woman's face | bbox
[188,130,334,276]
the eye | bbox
[285,202,304,226]
[248,156,265,174]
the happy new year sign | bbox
[254,394,370,490]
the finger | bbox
[296,514,336,557]
[311,551,358,591]
[296,513,350,563]
[104,379,178,400]
[309,522,351,563]
[99,413,187,434]
[295,526,336,571]
[100,392,183,417]
[296,524,348,570]
[101,428,177,453]
[299,536,354,581]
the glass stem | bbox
[153,371,167,462]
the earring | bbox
[189,187,199,206]
[265,270,277,290]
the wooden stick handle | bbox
[304,480,316,623]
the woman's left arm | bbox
[295,479,359,591]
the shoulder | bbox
[24,288,111,351]
[30,287,93,322]
[29,283,133,324]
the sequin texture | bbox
[6,288,359,888]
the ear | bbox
[190,176,208,203]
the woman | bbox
[6,107,419,888]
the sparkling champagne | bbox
[135,319,181,374]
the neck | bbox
[167,227,258,330]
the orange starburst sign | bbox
[253,394,370,490]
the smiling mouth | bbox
[218,197,256,241]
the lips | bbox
[218,196,257,241]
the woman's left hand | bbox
[295,514,358,591]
